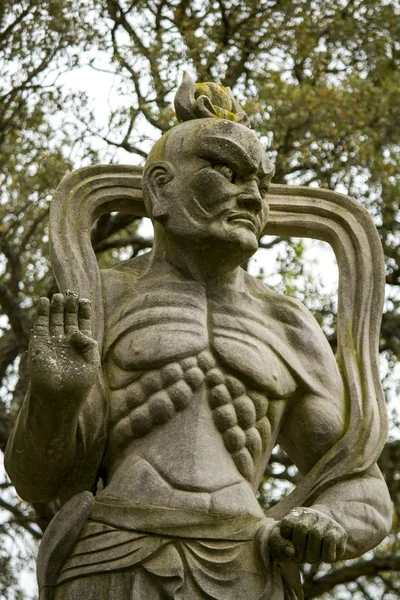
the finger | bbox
[305,526,323,564]
[321,530,343,563]
[280,517,295,541]
[70,330,93,350]
[336,532,347,560]
[269,526,296,562]
[70,331,100,365]
[32,297,50,337]
[78,299,92,335]
[64,293,79,334]
[321,537,336,563]
[50,294,65,337]
[292,521,309,564]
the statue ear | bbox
[144,161,175,222]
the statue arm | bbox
[308,464,392,558]
[5,380,107,505]
[278,389,392,559]
[6,384,86,503]
[5,293,107,504]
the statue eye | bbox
[213,164,235,182]
[259,187,269,198]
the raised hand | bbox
[29,292,100,402]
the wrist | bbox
[308,504,340,525]
[27,384,88,433]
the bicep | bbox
[277,386,346,476]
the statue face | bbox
[149,119,273,255]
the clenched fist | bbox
[257,507,347,565]
[29,291,100,402]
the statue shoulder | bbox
[100,253,150,295]
[243,272,342,394]
[243,271,319,332]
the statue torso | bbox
[98,254,311,519]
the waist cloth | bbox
[54,494,285,599]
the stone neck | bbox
[150,227,250,289]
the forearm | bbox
[5,293,102,503]
[5,384,86,503]
[310,464,392,558]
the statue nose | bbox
[237,193,262,214]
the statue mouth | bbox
[227,212,258,232]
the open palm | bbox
[29,292,100,401]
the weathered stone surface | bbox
[5,73,392,600]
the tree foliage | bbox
[0,0,399,597]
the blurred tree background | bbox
[0,0,399,597]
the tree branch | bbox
[0,42,63,104]
[91,213,142,250]
[0,236,22,295]
[303,555,400,598]
[107,0,169,111]
[0,283,30,347]
[259,236,287,250]
[0,1,35,46]
[94,235,152,254]
[20,208,49,252]
[0,497,41,540]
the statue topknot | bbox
[174,72,250,127]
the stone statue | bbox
[5,74,392,600]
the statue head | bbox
[143,73,274,256]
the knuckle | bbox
[323,531,336,544]
[280,525,293,539]
[281,516,295,529]
[294,522,309,536]
[309,528,323,543]
[324,529,343,546]
[301,514,317,527]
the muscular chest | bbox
[105,283,297,399]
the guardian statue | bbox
[5,74,392,600]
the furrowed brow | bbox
[197,136,258,173]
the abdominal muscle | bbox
[99,385,266,520]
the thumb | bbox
[69,331,100,364]
[268,524,296,562]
